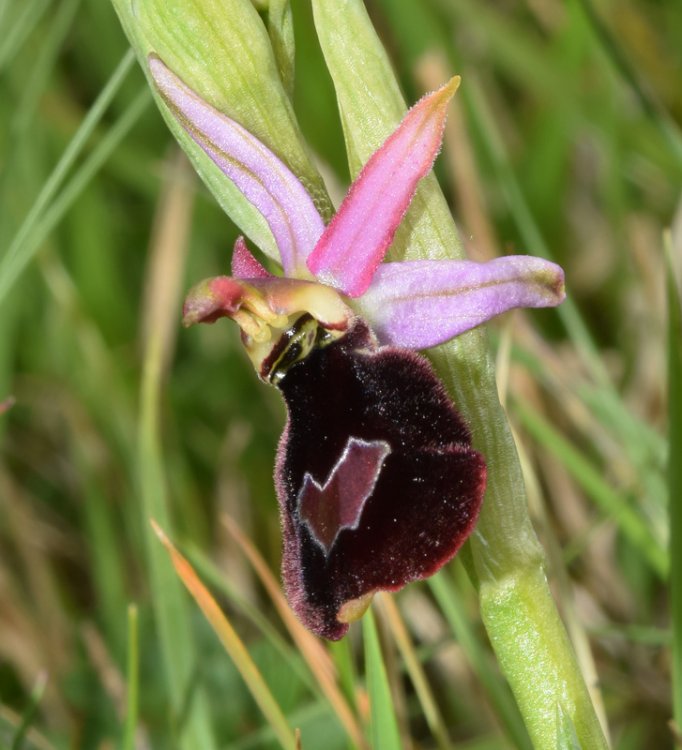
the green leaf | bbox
[363,607,402,750]
[666,233,682,729]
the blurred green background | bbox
[0,0,680,747]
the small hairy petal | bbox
[356,256,566,349]
[275,319,485,640]
[182,276,245,327]
[231,236,273,279]
[149,56,324,276]
[307,78,460,298]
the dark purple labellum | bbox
[274,316,486,640]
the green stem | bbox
[121,605,139,750]
[480,568,606,748]
[665,234,682,732]
[430,327,609,750]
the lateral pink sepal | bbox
[149,55,325,276]
[356,256,566,349]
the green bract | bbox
[111,0,331,260]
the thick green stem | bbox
[479,568,607,748]
[429,337,609,749]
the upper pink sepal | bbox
[306,78,461,298]
[356,256,566,349]
[231,236,273,279]
[148,55,325,277]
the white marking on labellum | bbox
[297,437,391,555]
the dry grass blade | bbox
[140,148,195,369]
[222,514,367,749]
[150,520,297,750]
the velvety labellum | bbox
[274,317,486,640]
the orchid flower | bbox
[149,55,565,640]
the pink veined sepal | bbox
[356,256,566,349]
[149,55,325,277]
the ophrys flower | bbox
[150,56,565,639]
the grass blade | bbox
[378,594,452,750]
[11,672,47,750]
[11,0,81,134]
[0,0,49,71]
[138,333,216,749]
[121,605,139,750]
[513,400,668,578]
[222,515,367,749]
[24,90,150,278]
[137,156,216,748]
[363,606,402,750]
[575,0,682,168]
[186,545,317,693]
[0,49,136,306]
[666,232,682,731]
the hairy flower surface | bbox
[150,56,565,639]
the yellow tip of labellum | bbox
[337,592,375,624]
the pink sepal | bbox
[307,78,460,298]
[356,256,566,349]
[149,56,325,276]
